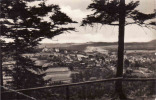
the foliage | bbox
[82,0,155,27]
[0,0,76,90]
[1,0,76,49]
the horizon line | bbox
[40,39,155,44]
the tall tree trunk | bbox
[115,0,126,99]
[0,42,3,100]
[0,42,3,87]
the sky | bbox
[41,0,156,43]
[6,0,156,43]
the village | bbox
[2,46,156,86]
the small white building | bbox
[42,48,49,52]
[54,48,60,53]
[35,60,47,66]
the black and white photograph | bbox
[0,0,156,100]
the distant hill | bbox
[149,39,156,45]
[39,40,156,51]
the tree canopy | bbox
[82,0,155,27]
[0,0,76,90]
[1,0,76,51]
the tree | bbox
[0,0,76,90]
[82,0,155,99]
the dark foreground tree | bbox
[82,0,155,99]
[0,0,76,91]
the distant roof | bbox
[30,58,38,61]
[35,60,47,66]
[22,54,34,57]
[45,67,69,73]
[27,68,44,75]
[3,61,16,65]
[42,63,52,68]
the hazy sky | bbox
[40,0,156,43]
[20,0,156,43]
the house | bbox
[42,47,49,52]
[54,48,60,53]
[73,51,78,54]
[3,73,12,85]
[90,77,97,81]
[88,61,96,67]
[30,57,38,61]
[22,54,34,58]
[42,63,54,70]
[2,61,16,70]
[125,67,154,78]
[2,61,16,85]
[35,60,47,66]
[44,67,72,83]
[77,54,88,61]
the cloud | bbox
[39,0,156,43]
[40,24,155,43]
[46,0,91,11]
[60,6,91,22]
[130,0,155,14]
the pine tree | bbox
[0,0,76,90]
[82,0,155,99]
